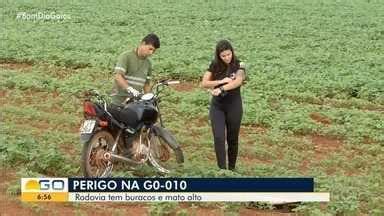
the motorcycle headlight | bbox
[141,93,155,101]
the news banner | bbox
[21,178,329,202]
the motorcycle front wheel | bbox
[148,128,184,174]
[81,130,114,177]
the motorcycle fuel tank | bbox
[117,101,158,129]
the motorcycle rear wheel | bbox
[81,130,114,177]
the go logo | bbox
[24,179,66,191]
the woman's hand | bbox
[211,88,222,96]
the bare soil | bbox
[0,62,33,70]
[171,81,199,92]
[309,112,332,125]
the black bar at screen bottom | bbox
[68,178,314,192]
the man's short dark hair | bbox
[142,33,160,49]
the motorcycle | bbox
[79,80,184,177]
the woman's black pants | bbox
[209,97,243,170]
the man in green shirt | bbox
[111,33,160,105]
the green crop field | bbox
[1,0,384,215]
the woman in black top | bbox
[201,40,246,170]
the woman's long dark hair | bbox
[211,40,240,79]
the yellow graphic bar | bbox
[21,192,68,202]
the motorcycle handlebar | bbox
[152,80,179,91]
[87,79,179,103]
[166,80,180,85]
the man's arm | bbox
[115,71,129,89]
[114,52,140,96]
[143,81,151,93]
[114,52,130,89]
[115,69,140,96]
[143,63,152,93]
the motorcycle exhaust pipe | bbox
[107,153,143,166]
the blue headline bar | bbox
[68,178,313,192]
